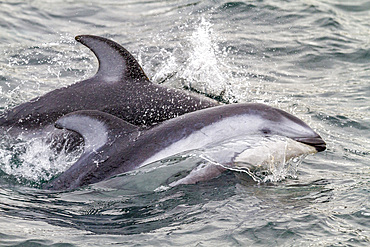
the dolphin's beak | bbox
[293,136,326,152]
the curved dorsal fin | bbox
[75,35,149,83]
[55,110,139,153]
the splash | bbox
[0,132,82,186]
[151,18,244,103]
[181,18,231,97]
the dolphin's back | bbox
[0,35,218,130]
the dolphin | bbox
[44,103,326,191]
[0,35,217,133]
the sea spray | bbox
[0,131,82,186]
[149,17,246,103]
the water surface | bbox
[0,0,369,246]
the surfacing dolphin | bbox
[44,103,326,191]
[0,35,217,133]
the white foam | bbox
[0,133,82,184]
[150,18,245,102]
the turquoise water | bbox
[0,0,369,246]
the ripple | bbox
[220,2,257,12]
[0,0,368,245]
[333,2,370,12]
[314,17,342,29]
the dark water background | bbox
[0,0,369,246]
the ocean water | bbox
[0,0,369,246]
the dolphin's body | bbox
[0,35,217,133]
[44,103,326,191]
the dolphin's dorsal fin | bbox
[76,35,149,83]
[55,110,138,153]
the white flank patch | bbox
[140,115,267,167]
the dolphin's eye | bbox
[261,128,271,135]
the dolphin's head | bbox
[248,105,326,152]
